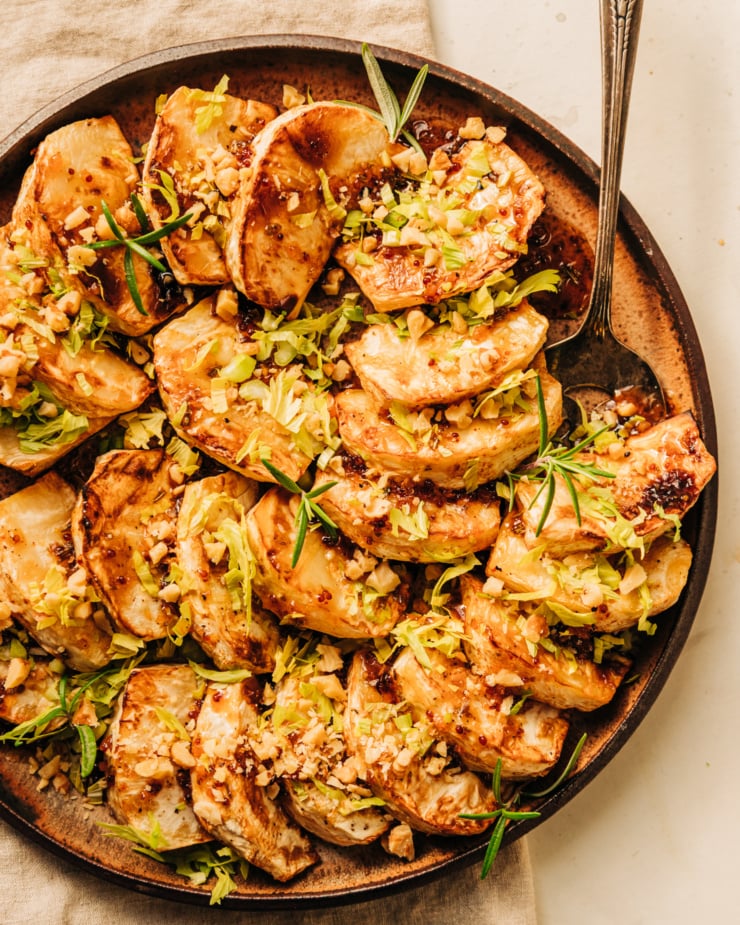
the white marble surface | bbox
[428,1,738,921]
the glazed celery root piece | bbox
[191,678,318,881]
[176,471,280,672]
[515,412,716,555]
[246,487,407,638]
[142,84,277,286]
[334,130,545,312]
[72,449,180,640]
[487,514,694,633]
[152,294,315,484]
[335,359,562,489]
[104,664,210,850]
[269,659,392,847]
[345,649,497,836]
[224,101,391,312]
[313,459,501,563]
[461,574,629,712]
[344,300,549,410]
[0,472,113,671]
[11,117,172,335]
[392,646,569,779]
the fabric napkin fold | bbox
[0,2,537,922]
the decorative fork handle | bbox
[586,0,644,339]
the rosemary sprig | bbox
[0,669,111,778]
[461,732,587,878]
[261,460,338,567]
[512,376,616,535]
[361,43,429,145]
[83,198,191,315]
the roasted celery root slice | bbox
[0,226,151,474]
[268,658,391,847]
[392,647,568,779]
[29,330,153,417]
[334,131,545,312]
[72,449,180,640]
[461,575,629,712]
[515,412,717,555]
[335,361,562,489]
[314,459,501,563]
[345,301,549,410]
[191,678,318,882]
[104,664,210,850]
[487,514,693,634]
[11,117,169,335]
[283,779,390,848]
[246,487,406,638]
[224,101,390,311]
[345,649,496,836]
[0,656,64,727]
[0,414,113,476]
[142,85,277,286]
[153,294,312,483]
[176,471,280,672]
[0,472,113,671]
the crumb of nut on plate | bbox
[0,43,716,903]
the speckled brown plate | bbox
[0,36,718,909]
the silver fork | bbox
[545,0,666,422]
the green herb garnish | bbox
[83,199,191,315]
[361,43,428,144]
[462,732,587,877]
[0,666,129,779]
[509,375,616,534]
[261,460,338,567]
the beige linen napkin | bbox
[0,2,537,923]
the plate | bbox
[0,35,718,909]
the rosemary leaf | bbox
[398,63,429,132]
[362,44,401,138]
[124,248,147,316]
[292,503,309,568]
[261,458,302,493]
[360,43,428,142]
[130,192,151,234]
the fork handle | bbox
[586,0,644,339]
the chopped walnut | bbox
[4,657,31,690]
[459,116,486,140]
[383,823,415,861]
[282,84,306,109]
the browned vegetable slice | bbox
[335,130,545,312]
[344,649,496,836]
[191,678,318,881]
[314,459,501,563]
[392,646,569,779]
[487,513,693,633]
[224,101,390,312]
[335,359,561,489]
[461,574,629,712]
[176,471,280,672]
[72,449,180,641]
[104,664,210,850]
[344,300,548,410]
[246,487,407,639]
[142,83,277,286]
[0,472,113,671]
[515,412,717,555]
[11,117,170,335]
[152,294,313,484]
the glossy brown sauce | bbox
[517,209,594,326]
